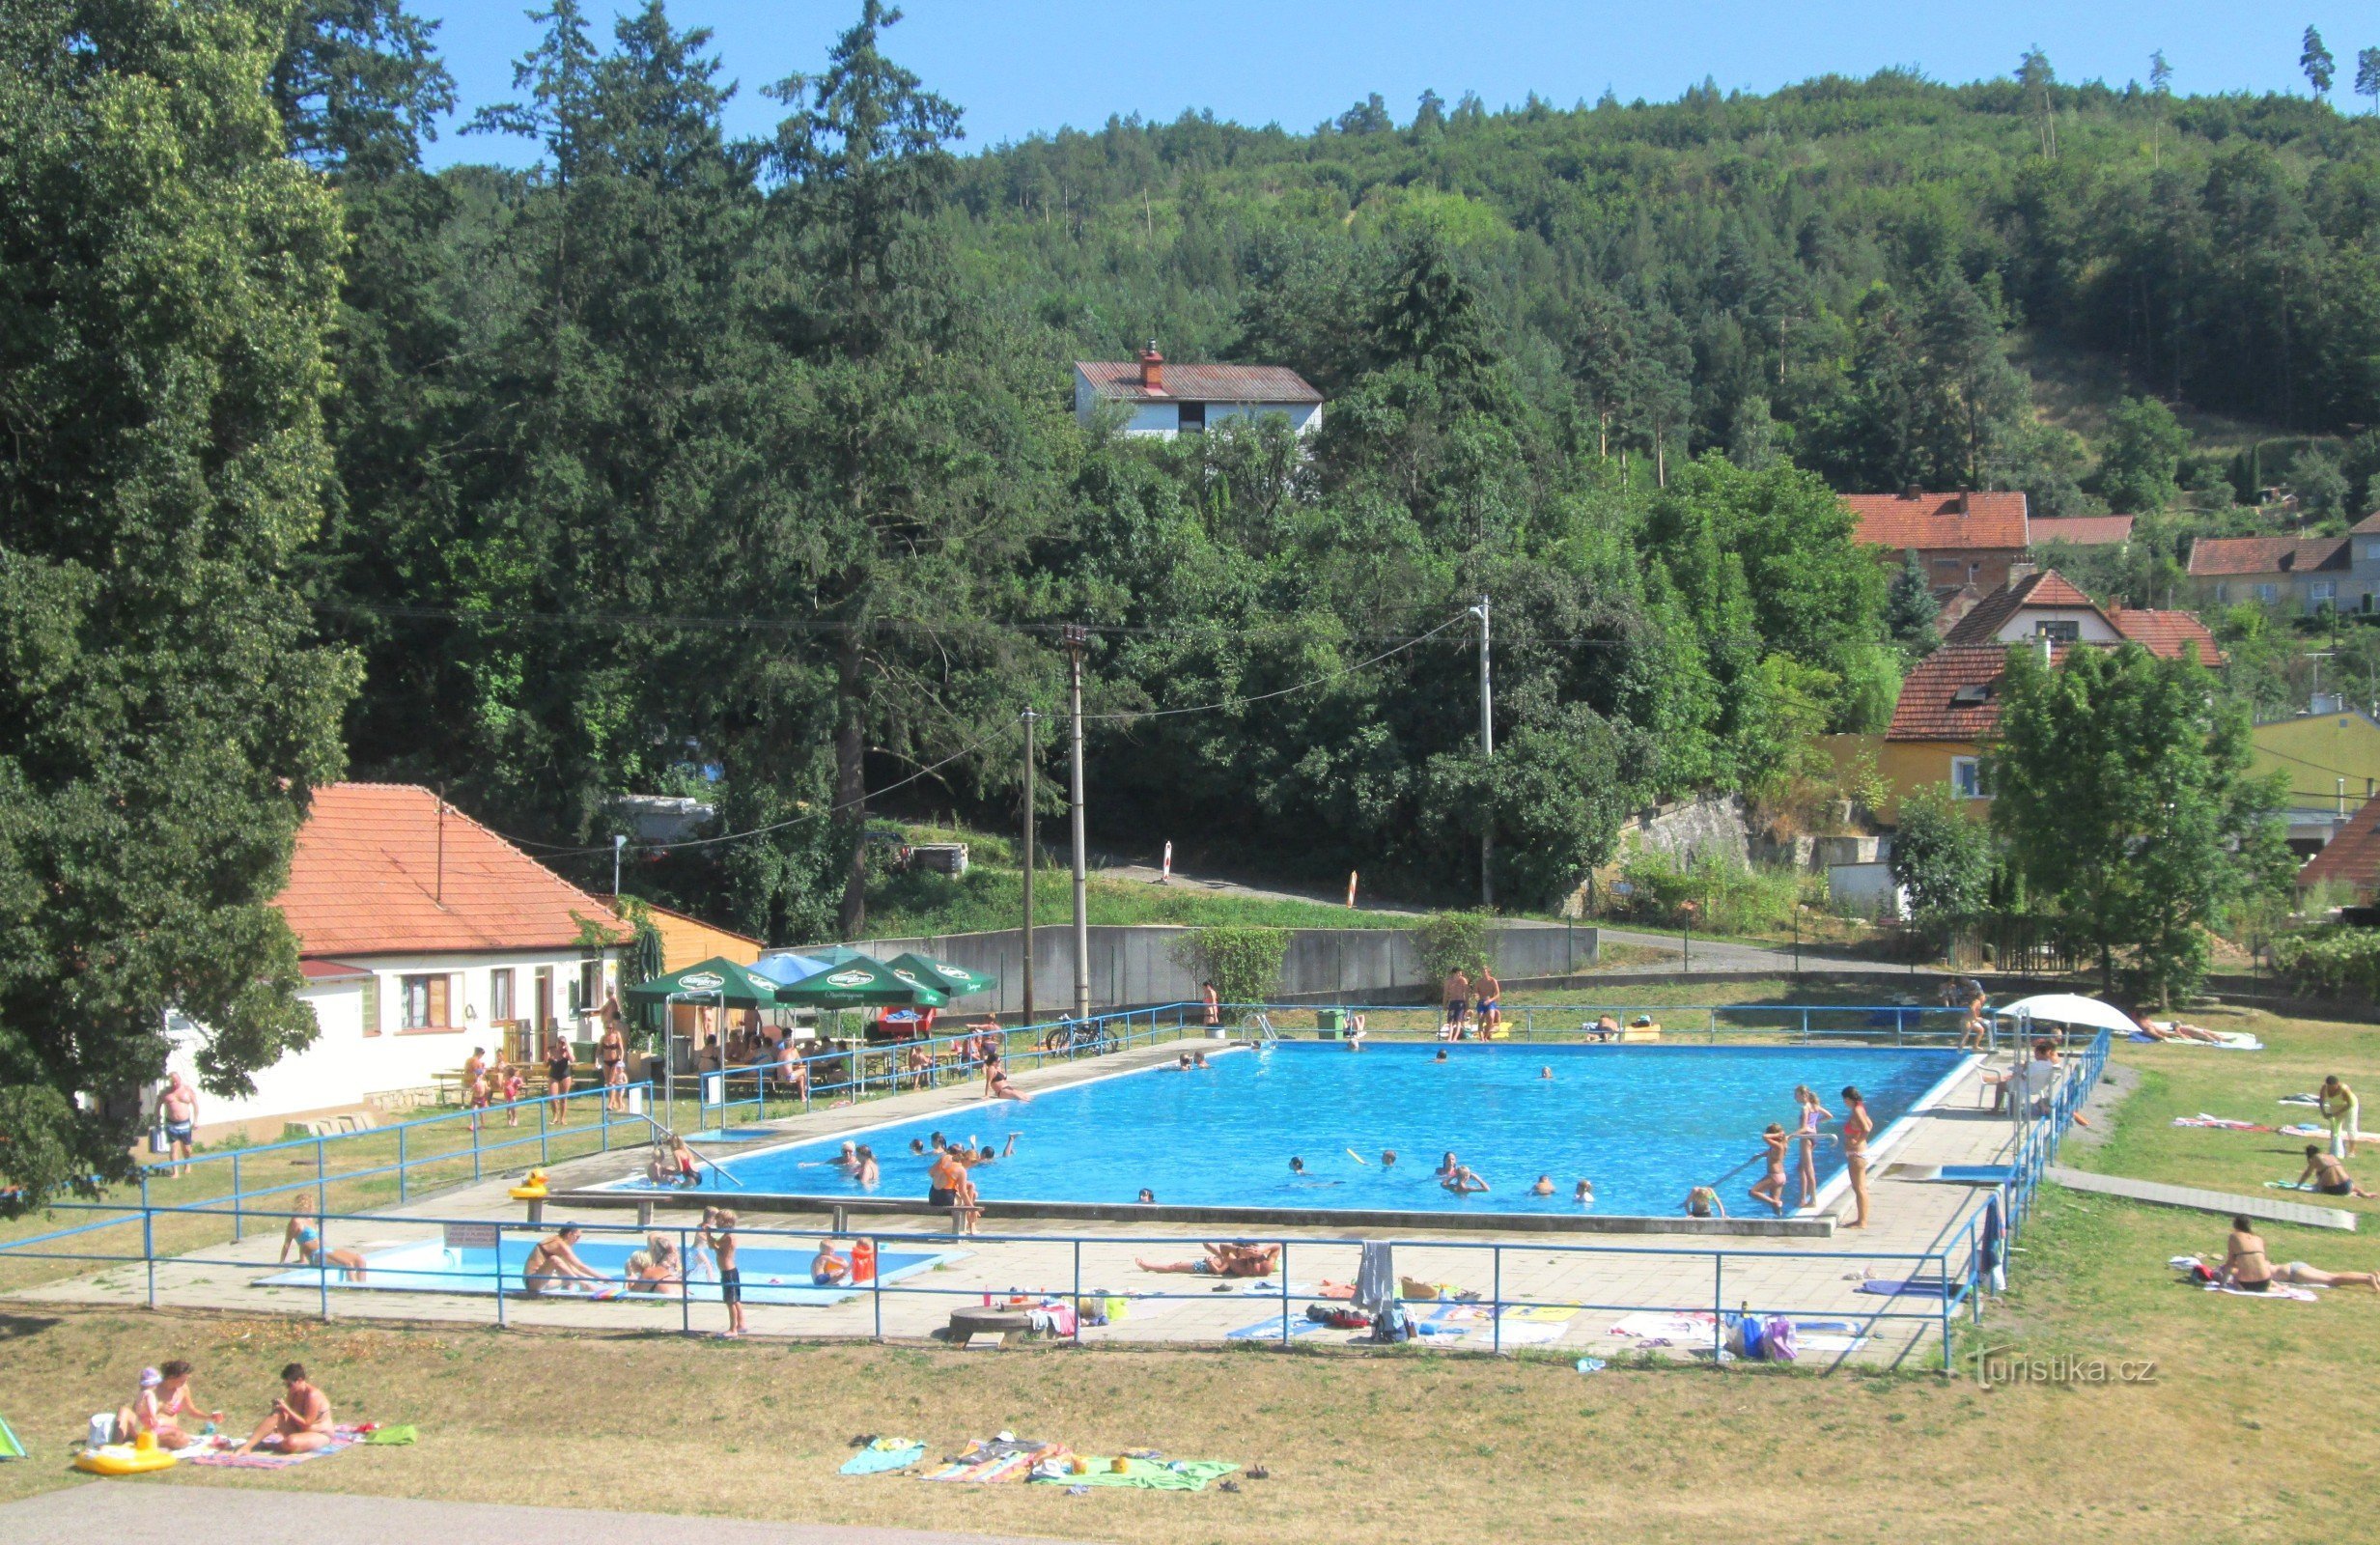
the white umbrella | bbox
[1992,993,2142,1036]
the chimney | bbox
[1900,484,1922,500]
[1138,340,1164,393]
[1955,491,1972,515]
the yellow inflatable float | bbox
[508,1168,549,1201]
[74,1443,177,1475]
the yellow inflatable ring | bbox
[74,1444,178,1475]
[508,1185,547,1200]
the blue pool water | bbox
[257,1238,957,1306]
[622,1043,1967,1217]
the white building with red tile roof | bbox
[2187,515,2380,613]
[1074,345,1323,439]
[1941,569,2221,662]
[164,784,633,1137]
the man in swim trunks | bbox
[1476,969,1501,1034]
[521,1225,608,1294]
[159,1072,199,1178]
[236,1363,333,1455]
[1202,981,1219,1031]
[1442,969,1470,1037]
[1529,1175,1554,1195]
[811,1239,851,1285]
[2298,1146,2378,1196]
[714,1209,745,1336]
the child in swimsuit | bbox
[1750,1125,1790,1215]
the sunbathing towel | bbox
[1857,1277,1954,1298]
[921,1438,1059,1483]
[840,1438,926,1475]
[182,1425,367,1469]
[1605,1311,1717,1339]
[2171,1114,2274,1131]
[2207,1282,2316,1302]
[1033,1457,1239,1491]
[1225,1315,1330,1340]
[1795,1334,1871,1353]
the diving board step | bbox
[2044,1166,2356,1232]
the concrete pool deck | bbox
[10,1036,2046,1368]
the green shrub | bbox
[1176,926,1290,1004]
[1411,912,1494,978]
[2271,928,2380,1000]
[1609,852,1815,935]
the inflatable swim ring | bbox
[74,1444,178,1475]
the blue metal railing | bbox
[5,1198,1988,1371]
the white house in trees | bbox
[161,783,631,1138]
[1073,345,1323,439]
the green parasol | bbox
[773,953,948,1009]
[624,955,783,1009]
[883,951,997,998]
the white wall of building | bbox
[165,948,620,1136]
[1983,606,2119,644]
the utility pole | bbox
[1021,710,1037,1027]
[1473,594,1494,909]
[1065,624,1091,1021]
[612,833,627,897]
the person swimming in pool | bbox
[909,1138,928,1156]
[1574,1178,1595,1205]
[1435,1151,1460,1179]
[1433,1049,1449,1062]
[1683,1185,1726,1219]
[1178,1052,1193,1070]
[1750,1124,1790,1216]
[1289,1156,1306,1174]
[1136,1189,1156,1204]
[1442,1166,1489,1194]
[830,1141,860,1174]
[1381,1150,1397,1167]
[1529,1175,1554,1195]
[854,1145,881,1189]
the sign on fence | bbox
[443,1222,499,1250]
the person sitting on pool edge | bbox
[522,1225,609,1294]
[811,1239,851,1286]
[984,1053,1031,1103]
[1683,1185,1726,1219]
[279,1201,369,1282]
[2298,1145,2380,1197]
[1135,1242,1280,1278]
[235,1363,334,1456]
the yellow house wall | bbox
[2250,713,2380,811]
[1818,734,1984,825]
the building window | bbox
[2033,620,2080,642]
[534,967,554,1029]
[400,973,450,1029]
[2310,580,2337,609]
[574,958,603,1017]
[2360,539,2380,564]
[1177,401,1205,434]
[2254,583,2279,604]
[490,969,515,1024]
[2214,583,2229,603]
[1950,756,1987,800]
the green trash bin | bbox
[1314,1008,1343,1040]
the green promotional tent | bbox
[624,955,784,1009]
[883,951,997,998]
[774,954,948,1009]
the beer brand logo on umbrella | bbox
[826,969,874,988]
[892,969,927,987]
[682,971,725,992]
[936,965,968,980]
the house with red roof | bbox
[2030,515,2136,551]
[1074,345,1323,439]
[2186,514,2380,613]
[2295,793,2380,900]
[1842,489,2031,599]
[1830,572,2222,823]
[163,784,632,1137]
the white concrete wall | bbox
[164,948,621,1136]
[1983,606,2118,644]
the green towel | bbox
[364,1424,418,1446]
[1036,1457,1238,1491]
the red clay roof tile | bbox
[2030,516,2136,548]
[1842,491,2030,551]
[2185,535,2349,577]
[277,783,629,959]
[2297,797,2380,891]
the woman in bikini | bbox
[1839,1086,1875,1228]
[122,1361,223,1450]
[279,1201,368,1281]
[2223,1216,2277,1292]
[599,1000,629,1112]
[1791,1085,1834,1209]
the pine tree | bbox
[2303,26,2336,99]
[1886,552,1942,653]
[2356,46,2380,114]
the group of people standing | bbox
[1740,1084,1875,1222]
[1439,968,1504,1038]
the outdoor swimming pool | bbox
[620,1042,1970,1217]
[257,1238,961,1306]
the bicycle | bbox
[1041,1016,1118,1058]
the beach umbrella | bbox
[747,951,834,987]
[773,953,948,1009]
[1992,994,2142,1036]
[883,951,997,998]
[624,955,783,1009]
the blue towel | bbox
[840,1440,925,1475]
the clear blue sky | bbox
[417,2,2379,169]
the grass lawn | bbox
[6,999,2376,1541]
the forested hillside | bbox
[268,3,2380,939]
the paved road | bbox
[0,1484,1093,1545]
